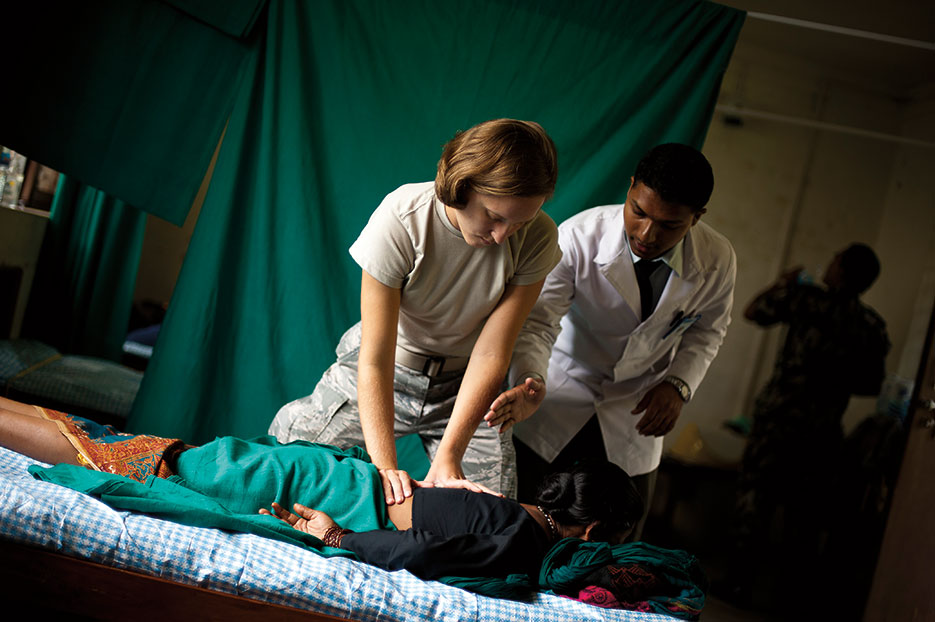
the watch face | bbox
[665,376,689,401]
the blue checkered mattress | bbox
[0,340,141,417]
[0,445,675,621]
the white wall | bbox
[670,42,935,463]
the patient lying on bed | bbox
[0,396,641,581]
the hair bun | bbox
[533,460,643,542]
[534,472,575,510]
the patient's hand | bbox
[484,377,546,433]
[260,502,336,539]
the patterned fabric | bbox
[38,407,184,481]
[0,445,675,621]
[577,586,629,610]
[579,565,677,615]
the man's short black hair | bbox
[840,243,881,294]
[633,143,714,211]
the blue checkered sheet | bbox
[0,445,677,621]
[0,340,142,417]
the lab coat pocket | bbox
[613,332,656,383]
[662,314,701,340]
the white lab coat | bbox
[511,205,736,475]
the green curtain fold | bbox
[3,0,254,225]
[160,0,268,38]
[130,0,745,441]
[22,176,147,362]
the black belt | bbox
[395,347,469,377]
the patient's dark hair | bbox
[535,459,643,542]
[634,143,714,212]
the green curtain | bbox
[2,0,254,225]
[162,0,268,37]
[130,0,744,442]
[22,176,147,361]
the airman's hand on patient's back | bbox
[425,463,504,498]
[378,468,425,506]
[484,377,546,433]
[429,475,504,497]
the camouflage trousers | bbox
[268,323,517,497]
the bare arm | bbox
[507,227,577,386]
[426,279,545,486]
[359,271,420,503]
[486,236,578,431]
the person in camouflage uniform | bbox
[724,243,890,608]
[269,120,562,501]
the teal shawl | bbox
[538,538,707,619]
[441,538,707,616]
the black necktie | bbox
[634,259,662,321]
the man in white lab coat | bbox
[486,143,736,539]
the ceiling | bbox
[719,0,935,95]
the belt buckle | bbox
[422,356,445,377]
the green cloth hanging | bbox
[21,175,146,361]
[3,0,254,225]
[161,0,268,37]
[130,0,745,441]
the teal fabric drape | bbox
[3,0,254,225]
[22,176,146,361]
[29,435,391,554]
[130,0,744,441]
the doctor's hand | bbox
[631,382,684,437]
[484,377,546,433]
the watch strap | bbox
[663,375,691,402]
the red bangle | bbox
[322,525,352,548]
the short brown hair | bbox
[435,119,558,209]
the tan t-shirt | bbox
[349,182,561,359]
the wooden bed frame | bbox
[0,539,351,621]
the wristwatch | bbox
[663,375,691,402]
